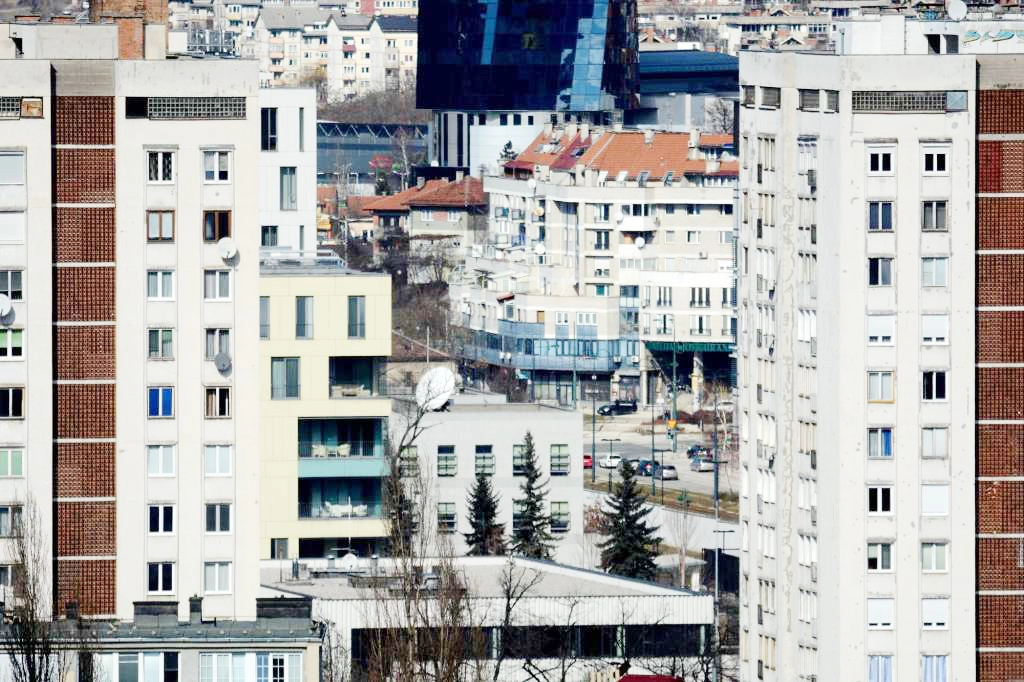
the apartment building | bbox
[259,88,318,252]
[449,124,736,406]
[259,257,392,560]
[735,14,1024,682]
[0,11,260,621]
[391,399,586,565]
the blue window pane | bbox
[148,389,158,417]
[882,429,892,456]
[161,389,173,416]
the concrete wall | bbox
[259,88,318,251]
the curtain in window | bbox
[868,655,892,682]
[922,656,947,682]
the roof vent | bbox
[644,129,655,145]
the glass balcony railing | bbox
[298,440,385,458]
[298,501,383,519]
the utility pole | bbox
[591,374,597,483]
[671,340,678,452]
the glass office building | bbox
[416,0,638,112]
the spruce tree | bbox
[510,432,555,559]
[599,460,662,581]
[464,472,506,556]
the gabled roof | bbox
[259,6,331,30]
[505,130,593,172]
[699,133,733,148]
[362,180,447,213]
[406,177,486,208]
[375,14,417,31]
[573,131,738,180]
[331,11,372,29]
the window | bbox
[0,271,21,301]
[595,230,610,250]
[147,445,175,476]
[420,209,433,222]
[270,539,288,560]
[921,484,949,516]
[922,201,947,231]
[254,653,301,682]
[270,357,299,400]
[261,107,277,150]
[868,257,893,286]
[0,448,22,478]
[921,314,949,344]
[148,329,173,359]
[551,502,569,532]
[595,204,610,222]
[512,444,527,476]
[922,257,948,287]
[204,562,231,594]
[147,151,174,183]
[922,656,948,682]
[164,653,179,682]
[147,210,174,241]
[868,201,893,231]
[203,211,231,242]
[760,87,781,109]
[867,542,893,571]
[868,371,894,402]
[922,427,948,459]
[437,445,456,477]
[147,562,174,593]
[921,542,947,572]
[295,296,313,338]
[922,371,947,401]
[867,597,894,628]
[867,315,895,345]
[147,270,174,300]
[205,387,231,418]
[0,329,22,358]
[867,427,893,458]
[921,598,949,629]
[868,486,892,514]
[262,225,278,247]
[868,655,893,682]
[437,502,456,533]
[550,444,569,476]
[0,505,20,536]
[868,148,894,175]
[0,153,25,185]
[260,297,270,338]
[923,148,948,175]
[205,444,232,476]
[0,387,22,419]
[512,500,525,532]
[203,270,231,300]
[399,446,419,477]
[298,107,305,151]
[475,445,494,476]
[148,387,173,418]
[204,328,230,360]
[203,150,230,182]
[205,503,231,533]
[148,505,174,534]
[280,167,297,210]
[348,296,366,338]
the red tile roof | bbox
[407,176,486,208]
[577,131,738,180]
[505,130,592,172]
[363,180,446,213]
[699,133,733,148]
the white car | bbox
[600,454,622,469]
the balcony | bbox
[298,477,383,519]
[298,418,387,477]
[328,357,385,398]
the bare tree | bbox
[704,98,735,135]
[490,560,543,681]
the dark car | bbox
[636,459,655,476]
[597,400,638,416]
[687,444,710,458]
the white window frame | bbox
[204,561,232,594]
[148,328,174,360]
[867,542,893,572]
[921,597,949,629]
[148,503,175,535]
[867,485,893,515]
[868,371,894,402]
[922,370,947,402]
[147,150,175,184]
[205,503,231,534]
[147,444,175,477]
[0,447,22,478]
[204,444,232,476]
[205,386,231,419]
[203,150,232,183]
[868,257,893,287]
[867,427,893,458]
[921,427,948,459]
[0,329,23,359]
[147,270,175,301]
[921,542,948,572]
[922,257,948,287]
[866,597,894,629]
[867,146,895,176]
[203,270,232,301]
[922,146,949,176]
[0,153,25,186]
[867,314,895,346]
[921,484,949,516]
[921,314,949,345]
[420,208,433,222]
[204,328,231,360]
[147,562,174,594]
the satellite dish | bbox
[947,0,967,20]
[0,294,12,318]
[218,237,238,260]
[617,206,627,222]
[214,352,232,372]
[416,366,456,412]
[534,243,546,256]
[533,206,545,217]
[635,236,646,249]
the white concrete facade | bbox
[736,48,977,682]
[259,87,318,252]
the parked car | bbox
[687,444,710,458]
[655,464,679,480]
[636,459,655,476]
[597,400,638,416]
[600,454,622,469]
[690,455,714,472]
[583,454,593,469]
[627,458,641,471]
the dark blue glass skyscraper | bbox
[416,0,638,112]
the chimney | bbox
[543,122,553,137]
[189,596,203,625]
[705,158,721,174]
[564,123,578,140]
[612,122,623,133]
[134,601,178,627]
[455,170,465,182]
[644,129,655,146]
[416,176,425,188]
[580,123,590,140]
[14,14,41,21]
[689,129,700,148]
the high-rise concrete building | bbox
[0,15,260,621]
[736,14,1024,682]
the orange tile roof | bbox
[363,180,446,213]
[699,133,734,148]
[576,131,737,180]
[505,130,591,172]
[407,177,486,208]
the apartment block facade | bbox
[450,125,736,406]
[0,17,260,620]
[259,261,392,559]
[736,15,1024,682]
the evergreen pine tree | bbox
[510,432,555,559]
[599,460,662,581]
[374,171,390,195]
[464,472,507,556]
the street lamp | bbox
[601,437,620,492]
[653,447,671,502]
[590,374,598,483]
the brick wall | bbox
[55,559,115,616]
[55,327,115,380]
[54,97,113,146]
[980,596,1024,648]
[977,311,1024,363]
[978,480,1024,534]
[978,368,1024,420]
[53,149,115,204]
[55,443,115,497]
[56,502,115,555]
[978,197,1024,249]
[979,652,1024,682]
[977,424,1024,477]
[54,267,115,321]
[978,538,1024,590]
[53,207,115,262]
[55,385,115,439]
[979,90,1024,134]
[977,256,1024,307]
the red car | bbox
[583,454,593,469]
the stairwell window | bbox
[205,328,230,361]
[868,655,892,682]
[0,271,22,301]
[551,502,570,532]
[204,562,231,594]
[205,503,231,533]
[147,210,174,242]
[437,445,456,477]
[867,147,894,175]
[261,107,277,150]
[148,329,174,360]
[437,502,456,533]
[922,656,948,682]
[922,147,948,175]
[204,445,232,476]
[260,297,270,338]
[148,505,174,534]
[921,427,948,459]
[280,167,297,210]
[921,314,949,345]
[475,445,494,476]
[295,296,313,338]
[868,201,893,231]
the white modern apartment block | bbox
[260,87,318,252]
[0,15,260,621]
[735,18,1000,681]
[450,124,736,406]
[392,398,586,565]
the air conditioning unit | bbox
[612,355,622,364]
[811,507,817,526]
[810,565,818,582]
[630,355,640,365]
